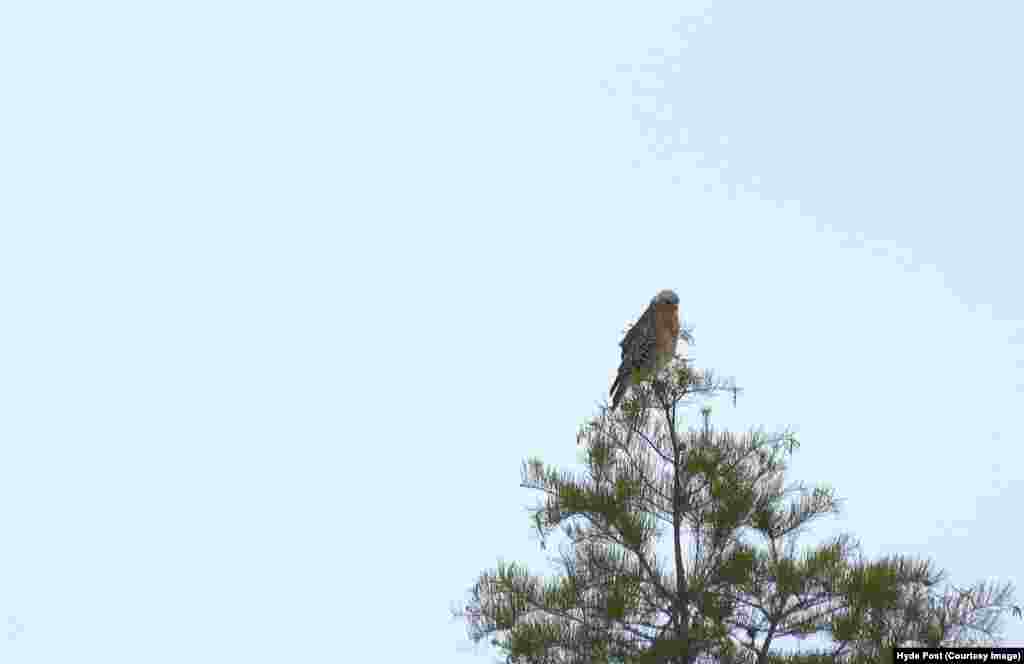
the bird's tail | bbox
[609,373,627,411]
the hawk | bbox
[609,289,681,411]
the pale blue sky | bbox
[1,1,1021,662]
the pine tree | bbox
[453,341,1019,663]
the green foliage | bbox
[452,349,1019,663]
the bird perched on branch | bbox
[609,289,681,411]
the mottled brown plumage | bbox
[610,290,681,411]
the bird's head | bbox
[651,289,680,306]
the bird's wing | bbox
[610,303,656,401]
[618,303,657,368]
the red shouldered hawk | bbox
[609,289,681,411]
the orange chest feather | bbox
[654,304,680,353]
